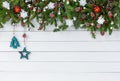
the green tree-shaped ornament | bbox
[10,36,20,49]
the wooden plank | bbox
[0,72,120,81]
[0,42,119,51]
[0,62,120,72]
[1,21,120,32]
[0,31,120,41]
[0,52,120,62]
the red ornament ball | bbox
[93,6,101,13]
[13,6,21,13]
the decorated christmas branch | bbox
[0,0,120,38]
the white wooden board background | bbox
[0,22,120,81]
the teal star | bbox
[19,47,31,60]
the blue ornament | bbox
[10,36,20,49]
[19,47,31,60]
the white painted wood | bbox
[0,31,120,42]
[0,73,120,81]
[0,52,120,62]
[0,62,120,72]
[0,22,120,81]
[0,42,119,51]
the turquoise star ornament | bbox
[19,47,31,60]
[10,36,20,49]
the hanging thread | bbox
[10,24,20,49]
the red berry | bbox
[37,9,42,13]
[18,16,22,20]
[91,12,95,18]
[80,7,83,11]
[75,7,80,12]
[108,12,113,18]
[92,4,95,8]
[63,16,67,19]
[29,6,34,10]
[106,7,110,10]
[96,24,101,28]
[45,2,48,5]
[23,33,26,38]
[49,13,55,18]
[33,0,37,4]
[100,31,105,36]
[67,0,70,3]
[38,27,43,30]
[21,22,25,27]
[80,18,83,21]
[104,21,107,24]
[54,3,58,7]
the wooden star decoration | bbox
[19,47,31,60]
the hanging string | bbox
[19,26,31,60]
[13,23,16,36]
[23,27,27,47]
[10,23,20,49]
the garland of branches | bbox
[0,0,120,38]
